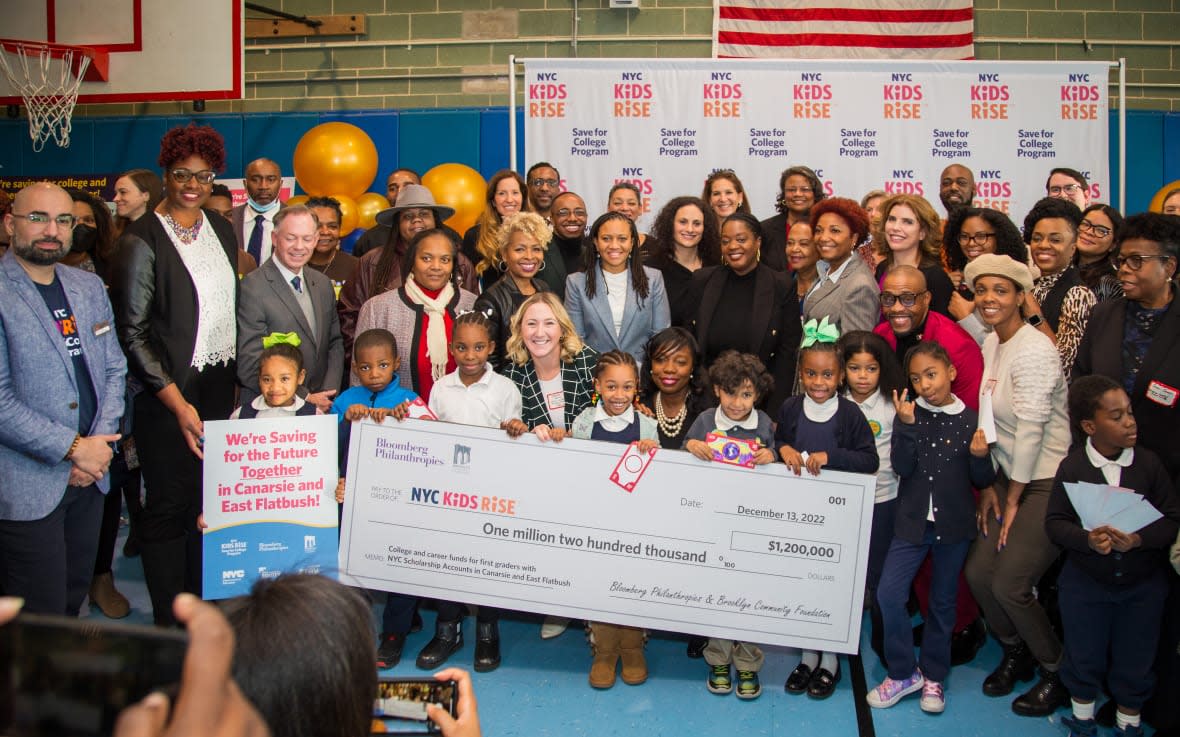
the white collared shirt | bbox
[428,364,523,429]
[803,394,839,422]
[1084,437,1134,487]
[594,403,635,432]
[244,207,278,263]
[848,389,899,503]
[230,393,310,419]
[714,406,758,432]
[917,394,966,415]
[272,259,305,293]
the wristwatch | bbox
[1026,313,1044,328]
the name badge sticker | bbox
[92,321,111,336]
[1146,380,1179,408]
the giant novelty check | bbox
[339,419,877,653]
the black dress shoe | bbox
[376,632,405,669]
[473,621,501,673]
[1012,668,1069,717]
[416,621,463,669]
[983,640,1036,697]
[807,666,841,700]
[686,636,708,659]
[784,663,812,693]
[951,618,988,666]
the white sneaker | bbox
[540,616,570,639]
[919,680,945,713]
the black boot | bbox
[686,636,708,659]
[1012,667,1069,717]
[416,620,463,669]
[473,621,501,672]
[982,639,1036,696]
[951,617,988,666]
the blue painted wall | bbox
[0,107,1175,212]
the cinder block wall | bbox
[74,0,1180,116]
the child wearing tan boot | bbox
[565,350,660,688]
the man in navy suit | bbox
[237,206,344,411]
[0,182,126,615]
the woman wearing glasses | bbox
[1020,197,1096,379]
[1074,203,1124,302]
[760,165,825,272]
[943,207,1029,345]
[109,124,239,626]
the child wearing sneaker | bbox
[682,351,777,700]
[1045,376,1180,737]
[868,342,995,714]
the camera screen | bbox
[371,679,456,733]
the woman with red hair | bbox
[801,197,880,334]
[109,124,239,626]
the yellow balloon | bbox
[1149,179,1180,212]
[293,122,378,199]
[423,163,487,236]
[284,194,309,208]
[356,192,388,230]
[333,194,360,237]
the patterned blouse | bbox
[1032,269,1096,380]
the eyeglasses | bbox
[879,291,927,308]
[957,231,996,246]
[1078,219,1113,238]
[400,209,434,224]
[554,208,587,219]
[9,211,76,229]
[784,187,813,195]
[1048,183,1084,196]
[530,178,558,188]
[170,169,216,185]
[1114,253,1174,271]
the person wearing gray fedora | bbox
[337,183,479,363]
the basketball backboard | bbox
[0,0,242,104]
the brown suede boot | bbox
[588,622,621,688]
[89,572,130,619]
[618,626,648,685]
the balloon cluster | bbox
[289,121,488,238]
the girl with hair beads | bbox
[1045,375,1180,737]
[682,350,776,700]
[867,342,995,715]
[230,335,319,419]
[838,330,904,664]
[416,310,526,673]
[565,350,659,689]
[777,320,878,699]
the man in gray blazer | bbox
[0,182,126,615]
[237,206,344,411]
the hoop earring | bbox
[538,259,546,272]
[496,259,507,272]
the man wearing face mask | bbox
[232,158,285,265]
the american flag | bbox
[714,1,974,60]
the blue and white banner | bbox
[202,415,339,599]
[523,59,1110,233]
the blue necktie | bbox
[247,213,265,264]
[291,275,302,293]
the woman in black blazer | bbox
[109,124,240,626]
[686,213,802,411]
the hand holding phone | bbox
[425,669,481,737]
[372,676,458,734]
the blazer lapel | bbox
[59,267,99,390]
[694,268,725,347]
[749,266,773,350]
[589,270,618,347]
[3,258,75,380]
[264,261,315,343]
[305,270,329,350]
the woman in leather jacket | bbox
[108,124,239,626]
[473,212,552,370]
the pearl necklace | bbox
[654,393,688,438]
[163,212,202,245]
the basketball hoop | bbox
[0,41,92,152]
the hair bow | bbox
[262,331,302,349]
[801,317,839,348]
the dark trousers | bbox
[382,594,420,635]
[93,451,141,576]
[1058,560,1168,709]
[878,524,971,683]
[436,600,500,626]
[865,498,897,656]
[964,477,1063,668]
[0,485,104,615]
[135,363,235,626]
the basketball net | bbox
[0,42,90,152]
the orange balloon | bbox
[1149,179,1180,213]
[292,122,378,199]
[356,192,388,230]
[422,163,487,236]
[333,194,360,237]
[284,194,309,208]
